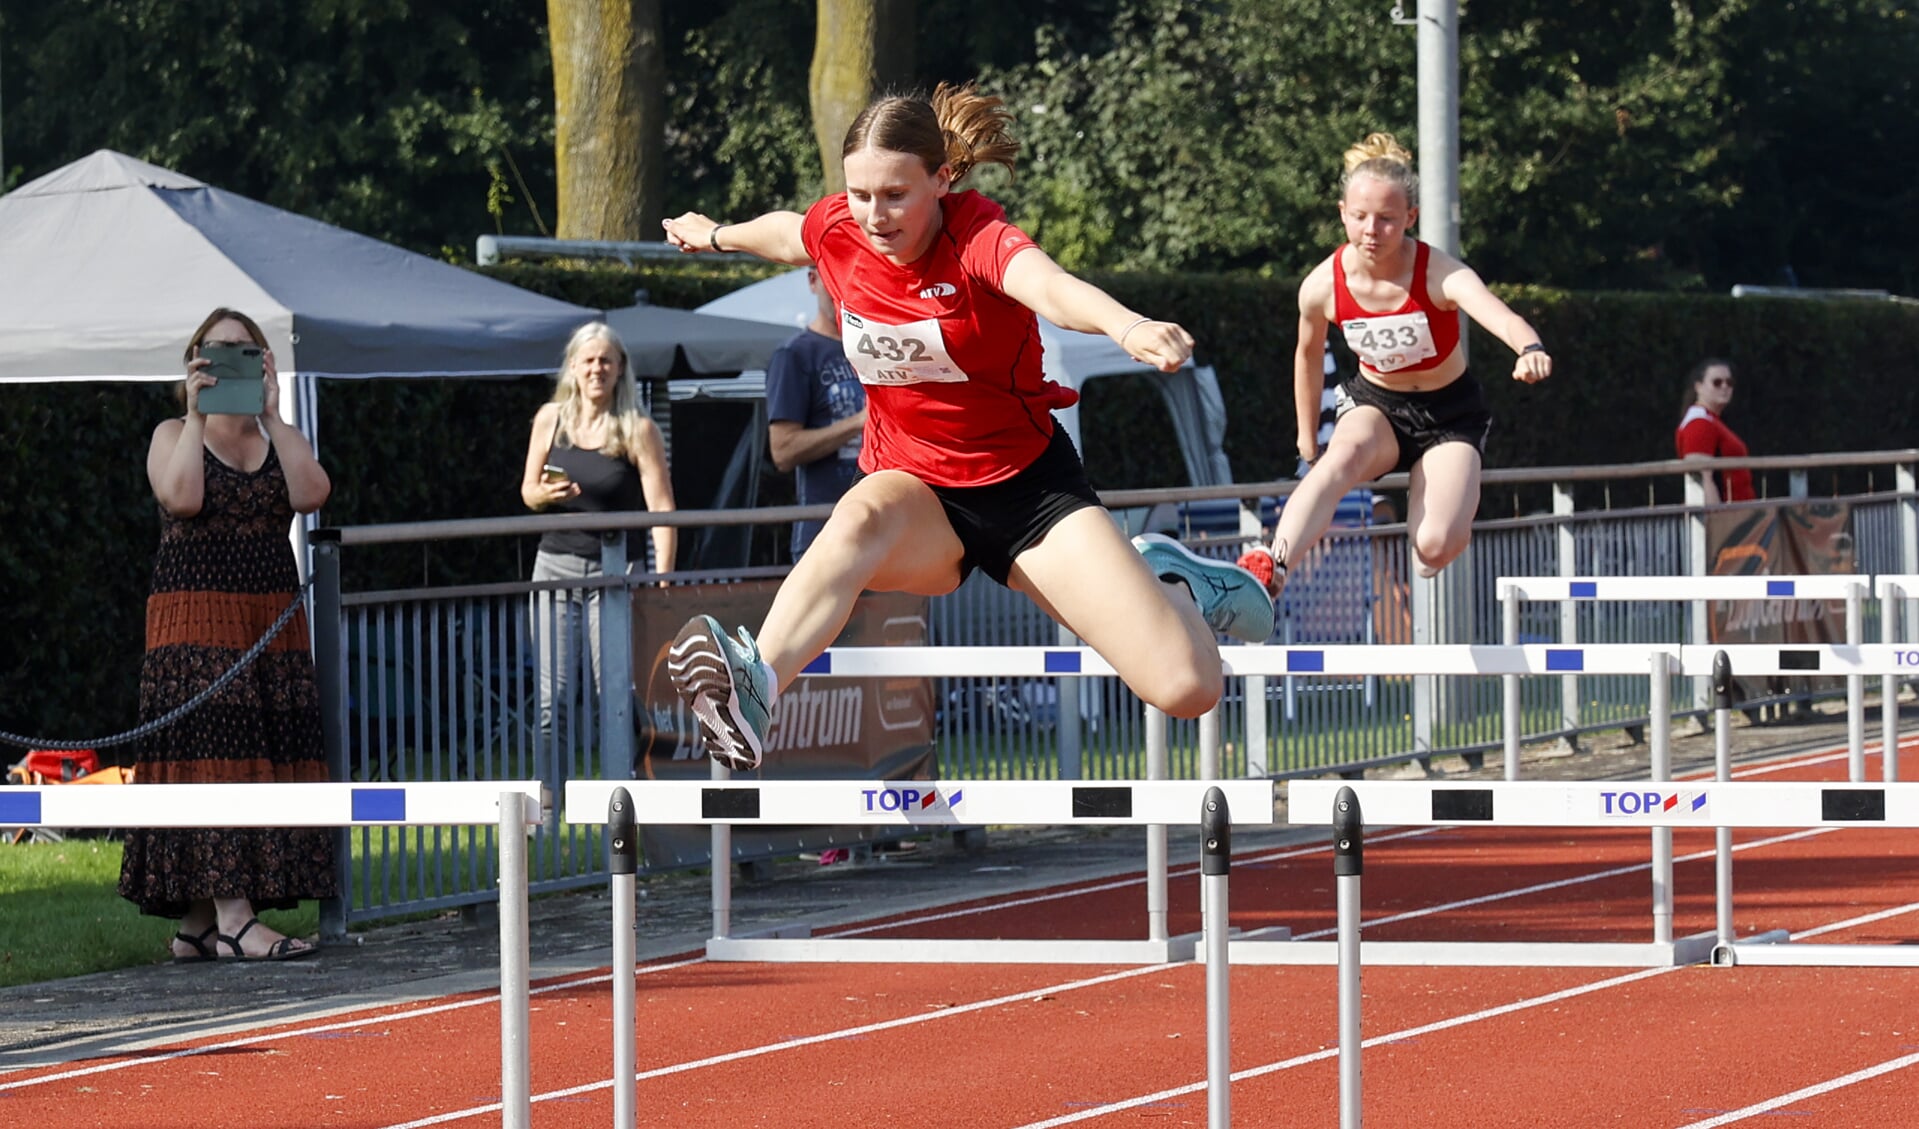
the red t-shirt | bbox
[801,190,1078,487]
[1675,405,1754,502]
[1331,239,1462,375]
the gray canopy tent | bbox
[0,150,601,400]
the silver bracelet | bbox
[1117,316,1154,350]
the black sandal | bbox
[170,924,219,964]
[216,917,316,962]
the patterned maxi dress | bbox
[117,443,338,917]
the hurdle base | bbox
[1707,930,1894,968]
[1216,931,1721,968]
[706,932,1201,964]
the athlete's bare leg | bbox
[754,470,965,688]
[1271,407,1401,570]
[1009,507,1222,718]
[1404,441,1482,577]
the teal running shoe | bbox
[668,615,773,770]
[1133,533,1276,643]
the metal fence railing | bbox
[310,450,1919,932]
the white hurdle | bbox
[1290,770,1919,969]
[564,778,1274,964]
[0,781,547,1129]
[569,782,1257,1129]
[1498,575,1873,780]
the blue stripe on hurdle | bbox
[1767,580,1795,597]
[1546,649,1585,672]
[0,791,42,825]
[351,788,406,822]
[1044,650,1082,673]
[802,653,832,674]
[1570,581,1598,598]
[1287,650,1325,673]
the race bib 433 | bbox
[1341,311,1439,373]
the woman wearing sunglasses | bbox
[1675,358,1753,504]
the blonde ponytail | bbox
[1339,131,1418,202]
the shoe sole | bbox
[1135,534,1275,643]
[667,617,764,771]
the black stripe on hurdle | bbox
[1432,789,1495,822]
[702,787,761,820]
[1821,788,1886,822]
[1778,649,1822,671]
[1072,786,1133,819]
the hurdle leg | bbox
[1201,788,1232,1129]
[499,790,532,1129]
[1199,706,1221,782]
[607,788,638,1129]
[711,757,731,939]
[1146,705,1168,943]
[1847,585,1866,782]
[1333,787,1364,1129]
[1648,651,1674,946]
[1885,581,1905,784]
[1711,653,1736,962]
[1501,593,1520,781]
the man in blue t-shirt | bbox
[765,268,867,558]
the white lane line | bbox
[375,963,1180,1129]
[1011,965,1685,1128]
[823,826,1442,938]
[0,958,703,1093]
[1790,901,1919,941]
[1669,1051,1919,1128]
[1293,828,1833,940]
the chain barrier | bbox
[0,577,319,754]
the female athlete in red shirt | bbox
[660,83,1271,770]
[1239,133,1552,600]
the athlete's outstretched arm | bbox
[1435,258,1552,384]
[1000,247,1194,373]
[1292,265,1335,466]
[661,210,810,266]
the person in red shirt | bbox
[658,83,1272,770]
[1238,133,1552,600]
[1674,358,1754,503]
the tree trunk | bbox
[549,0,664,240]
[809,0,915,195]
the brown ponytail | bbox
[842,82,1018,184]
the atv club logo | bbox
[918,282,957,299]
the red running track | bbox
[4,740,1917,1128]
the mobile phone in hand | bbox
[197,342,266,415]
[542,464,570,484]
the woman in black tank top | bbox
[520,322,677,763]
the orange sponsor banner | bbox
[1706,501,1855,698]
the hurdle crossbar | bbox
[1496,574,1869,602]
[803,643,1671,678]
[0,780,545,828]
[564,779,1274,964]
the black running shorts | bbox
[925,425,1103,585]
[1334,371,1493,475]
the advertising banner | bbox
[1705,501,1856,700]
[629,581,934,866]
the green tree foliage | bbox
[0,0,557,251]
[983,0,1919,291]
